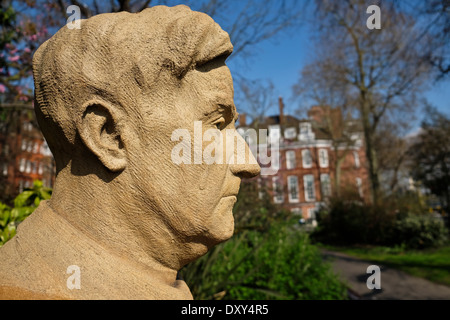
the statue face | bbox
[126,58,259,255]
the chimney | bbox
[238,113,247,126]
[278,96,284,126]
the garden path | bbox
[321,250,450,300]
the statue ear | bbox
[78,100,127,172]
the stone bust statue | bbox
[0,5,260,299]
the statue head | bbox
[32,5,260,273]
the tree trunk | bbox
[360,103,380,204]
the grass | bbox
[319,243,450,287]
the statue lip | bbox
[222,195,237,198]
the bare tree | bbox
[294,0,433,203]
[375,121,410,193]
[395,0,450,80]
[293,51,360,197]
[235,78,276,129]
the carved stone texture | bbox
[0,5,260,300]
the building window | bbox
[302,149,312,168]
[287,175,299,203]
[284,127,296,139]
[268,125,281,144]
[300,123,311,135]
[23,122,33,132]
[320,174,332,198]
[307,208,317,220]
[304,174,315,201]
[33,141,39,154]
[272,176,284,203]
[19,158,26,172]
[291,207,302,216]
[353,151,360,168]
[25,160,31,173]
[2,163,7,176]
[27,140,33,152]
[31,161,37,174]
[21,139,27,151]
[318,149,329,168]
[38,162,44,175]
[356,177,363,198]
[299,122,315,141]
[286,150,296,170]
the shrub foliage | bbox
[312,196,448,249]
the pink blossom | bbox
[19,95,29,102]
[24,47,31,53]
[0,84,6,93]
[9,55,20,62]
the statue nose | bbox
[230,162,261,179]
[229,136,261,178]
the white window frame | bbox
[27,140,33,152]
[33,141,39,154]
[356,177,363,198]
[302,149,312,168]
[25,160,31,173]
[287,175,300,203]
[268,125,281,144]
[19,158,26,172]
[300,123,311,135]
[299,122,315,141]
[353,151,360,168]
[303,174,315,202]
[272,176,284,203]
[284,127,296,139]
[286,150,296,170]
[320,173,332,198]
[318,149,329,168]
[291,207,302,216]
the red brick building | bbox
[237,100,370,223]
[0,107,55,202]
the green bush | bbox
[0,180,51,246]
[312,199,396,246]
[312,196,448,250]
[391,214,448,249]
[181,219,348,300]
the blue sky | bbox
[221,3,450,131]
[227,27,450,126]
